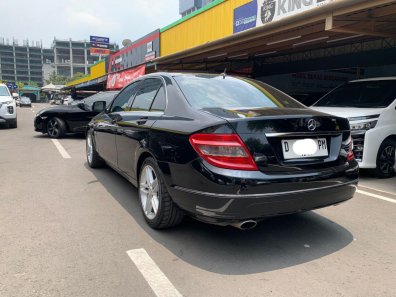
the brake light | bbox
[347,138,355,161]
[189,134,258,171]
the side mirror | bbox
[12,93,19,99]
[77,102,85,109]
[92,101,106,113]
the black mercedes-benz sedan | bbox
[86,73,359,229]
[34,91,118,138]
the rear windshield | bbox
[174,75,304,109]
[314,80,396,108]
[0,86,10,97]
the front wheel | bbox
[86,132,105,168]
[46,117,65,138]
[376,139,396,178]
[139,157,184,229]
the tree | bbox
[67,72,86,83]
[45,71,68,85]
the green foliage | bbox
[45,71,68,85]
[67,72,86,83]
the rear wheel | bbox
[376,139,396,178]
[139,157,184,229]
[47,117,65,138]
[86,132,105,168]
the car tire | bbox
[8,119,17,129]
[375,139,396,178]
[86,131,105,168]
[139,157,184,229]
[46,117,65,138]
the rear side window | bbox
[111,82,139,112]
[174,75,304,109]
[131,78,163,111]
[150,86,166,112]
[314,80,396,108]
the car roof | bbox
[350,77,396,82]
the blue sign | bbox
[233,0,258,34]
[90,36,109,44]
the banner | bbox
[90,48,110,56]
[234,0,334,34]
[106,65,146,90]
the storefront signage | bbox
[106,65,146,90]
[90,48,110,56]
[234,0,334,34]
[90,36,110,44]
[108,30,160,73]
[90,35,110,56]
[144,52,156,62]
[90,42,109,49]
[147,41,153,53]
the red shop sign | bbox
[106,65,146,90]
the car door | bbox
[116,78,166,180]
[66,93,116,133]
[93,83,139,167]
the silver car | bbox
[19,96,32,107]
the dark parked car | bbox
[34,91,118,138]
[86,73,359,229]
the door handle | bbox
[136,117,148,125]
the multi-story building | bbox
[53,39,118,78]
[0,37,118,86]
[179,0,216,17]
[0,39,51,86]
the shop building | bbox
[156,0,396,100]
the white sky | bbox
[1,0,180,47]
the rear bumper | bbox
[165,160,359,224]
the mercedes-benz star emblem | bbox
[308,119,317,131]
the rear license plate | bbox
[282,138,328,159]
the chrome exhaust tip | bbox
[230,220,257,230]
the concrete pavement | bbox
[0,104,395,297]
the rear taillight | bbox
[189,134,258,171]
[347,138,355,161]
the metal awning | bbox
[154,0,396,72]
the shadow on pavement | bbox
[32,134,86,140]
[86,164,354,275]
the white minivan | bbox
[312,77,396,178]
[0,84,17,128]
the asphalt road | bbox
[0,104,395,297]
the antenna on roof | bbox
[222,67,227,79]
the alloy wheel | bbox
[139,165,160,220]
[47,119,59,137]
[86,134,93,164]
[379,145,396,175]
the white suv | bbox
[0,84,17,128]
[312,77,396,178]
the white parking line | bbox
[51,139,71,159]
[358,185,396,197]
[127,249,182,297]
[356,190,396,204]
